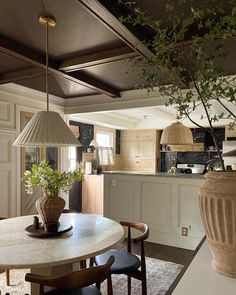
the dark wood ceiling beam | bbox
[77,0,155,59]
[69,71,120,97]
[59,46,137,72]
[0,67,44,84]
[0,34,120,97]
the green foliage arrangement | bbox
[91,158,99,170]
[23,160,84,196]
[119,0,236,170]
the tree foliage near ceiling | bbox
[119,0,236,169]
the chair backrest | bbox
[120,221,149,244]
[25,256,114,294]
[120,221,149,266]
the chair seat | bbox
[96,249,141,274]
[45,286,101,295]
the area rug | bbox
[0,257,183,295]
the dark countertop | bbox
[103,171,204,179]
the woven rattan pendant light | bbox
[13,15,81,147]
[160,122,193,145]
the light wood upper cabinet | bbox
[120,129,160,172]
[139,140,155,159]
[225,125,236,139]
[122,141,139,158]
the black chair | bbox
[95,221,149,295]
[25,256,114,295]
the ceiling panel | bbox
[0,0,124,59]
[81,59,149,91]
[17,74,99,98]
[0,52,32,74]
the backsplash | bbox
[161,151,219,172]
[69,120,94,162]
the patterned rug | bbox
[0,257,183,295]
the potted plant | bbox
[119,0,236,277]
[23,160,84,232]
[213,162,224,171]
[91,158,99,174]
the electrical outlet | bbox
[112,179,117,186]
[182,226,188,236]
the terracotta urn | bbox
[35,192,65,232]
[199,171,236,278]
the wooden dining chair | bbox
[0,217,10,286]
[25,256,114,295]
[95,221,149,295]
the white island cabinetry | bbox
[103,173,205,250]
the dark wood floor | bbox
[115,239,203,294]
[117,239,195,265]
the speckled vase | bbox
[35,193,65,232]
[199,171,236,278]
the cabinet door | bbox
[139,140,155,159]
[122,159,139,171]
[82,175,104,214]
[122,141,139,158]
[121,130,138,141]
[136,129,155,140]
[138,159,155,172]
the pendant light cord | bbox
[46,21,49,112]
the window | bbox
[96,131,113,148]
[69,147,77,170]
[95,129,115,166]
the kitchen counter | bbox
[103,172,205,250]
[103,171,204,179]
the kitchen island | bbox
[103,171,205,250]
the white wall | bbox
[0,84,66,217]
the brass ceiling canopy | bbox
[39,15,56,27]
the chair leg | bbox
[6,269,10,286]
[141,277,147,295]
[127,276,131,295]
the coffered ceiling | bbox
[0,0,153,99]
[0,0,235,105]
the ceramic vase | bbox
[35,192,65,232]
[199,171,236,278]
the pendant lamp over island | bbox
[13,15,81,147]
[160,122,193,145]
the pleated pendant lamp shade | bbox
[160,122,193,145]
[13,111,81,147]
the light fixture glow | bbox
[160,122,193,145]
[13,15,81,147]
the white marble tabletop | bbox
[0,213,124,269]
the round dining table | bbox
[0,213,124,294]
